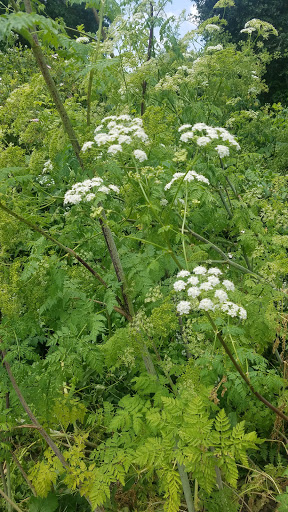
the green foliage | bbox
[1,1,288,511]
[29,493,58,512]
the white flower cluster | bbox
[206,44,223,52]
[164,170,209,191]
[204,24,221,32]
[133,149,148,162]
[174,266,247,320]
[179,122,240,153]
[243,19,278,38]
[43,159,53,173]
[240,27,256,35]
[37,159,54,186]
[155,65,195,93]
[75,36,90,43]
[63,177,119,205]
[81,115,149,158]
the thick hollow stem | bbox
[0,202,128,316]
[1,350,69,469]
[217,186,233,219]
[5,462,12,512]
[98,208,134,319]
[0,488,23,512]
[0,464,8,501]
[177,463,195,512]
[21,0,83,167]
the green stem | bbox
[0,464,8,506]
[217,186,233,218]
[194,479,198,511]
[0,202,107,290]
[204,312,288,423]
[137,180,182,268]
[181,184,189,269]
[1,350,69,469]
[21,0,83,167]
[0,200,130,317]
[183,220,265,281]
[10,453,37,496]
[177,463,195,512]
[5,462,12,512]
[225,175,238,198]
[98,207,134,319]
[0,488,23,512]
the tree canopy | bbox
[194,0,288,103]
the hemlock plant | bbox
[0,0,287,511]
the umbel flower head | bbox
[178,122,240,154]
[81,115,149,163]
[63,177,119,205]
[242,19,278,39]
[173,266,247,320]
[164,170,209,191]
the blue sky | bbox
[165,0,199,36]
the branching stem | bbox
[205,313,288,423]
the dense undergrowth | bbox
[0,0,288,511]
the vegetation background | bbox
[0,0,288,511]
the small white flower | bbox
[239,307,247,320]
[240,27,256,34]
[107,144,122,155]
[192,123,208,131]
[205,24,221,32]
[178,124,192,132]
[198,298,215,311]
[197,136,211,146]
[187,286,201,298]
[208,267,222,275]
[118,135,132,144]
[200,281,214,291]
[174,280,187,291]
[98,186,110,194]
[91,177,103,186]
[228,253,233,259]
[216,145,230,158]
[64,192,82,205]
[118,114,131,121]
[206,44,223,52]
[133,149,148,162]
[109,185,120,193]
[222,280,235,291]
[134,130,149,142]
[76,36,89,43]
[180,131,194,142]
[207,276,220,286]
[160,198,168,206]
[177,301,191,315]
[187,276,199,285]
[82,141,94,152]
[206,127,218,139]
[85,193,96,202]
[214,289,228,303]
[94,133,111,145]
[193,266,207,275]
[177,270,191,278]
